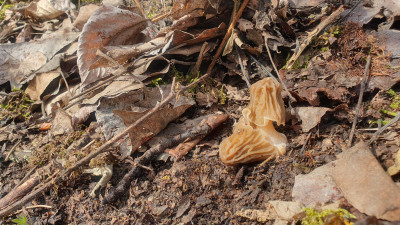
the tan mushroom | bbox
[219,78,287,165]
[242,77,285,126]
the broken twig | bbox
[348,55,371,147]
[207,0,249,74]
[286,5,344,69]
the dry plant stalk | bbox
[286,5,344,69]
[348,55,371,147]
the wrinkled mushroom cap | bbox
[219,118,287,165]
[243,77,285,126]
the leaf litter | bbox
[0,0,399,224]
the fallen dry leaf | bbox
[388,149,400,176]
[15,0,75,20]
[77,5,149,89]
[51,108,73,135]
[0,33,79,88]
[72,4,100,31]
[294,107,330,132]
[96,85,195,156]
[331,142,400,222]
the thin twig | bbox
[5,139,21,162]
[191,42,208,74]
[348,55,371,147]
[250,55,278,81]
[15,165,38,189]
[368,113,400,145]
[60,70,71,96]
[133,0,146,18]
[151,12,170,23]
[13,205,52,216]
[235,45,251,88]
[300,132,312,156]
[265,37,296,103]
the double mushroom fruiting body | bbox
[219,78,287,165]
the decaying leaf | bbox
[14,0,75,20]
[388,149,400,176]
[170,0,210,19]
[25,71,61,101]
[294,107,330,132]
[51,107,73,135]
[96,85,195,156]
[0,33,79,88]
[72,4,100,31]
[77,5,150,89]
[331,142,400,222]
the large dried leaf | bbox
[170,0,210,19]
[77,5,149,89]
[91,36,168,69]
[72,4,100,31]
[294,107,330,132]
[51,108,73,135]
[15,0,75,20]
[96,85,195,156]
[114,94,195,154]
[0,33,79,88]
[25,71,61,101]
[331,142,400,221]
[346,0,400,25]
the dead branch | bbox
[348,55,371,147]
[286,5,344,69]
[0,176,39,211]
[103,113,228,204]
[207,0,250,74]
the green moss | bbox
[302,208,355,225]
[218,86,226,105]
[0,90,34,121]
[0,4,14,20]
[387,89,400,110]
